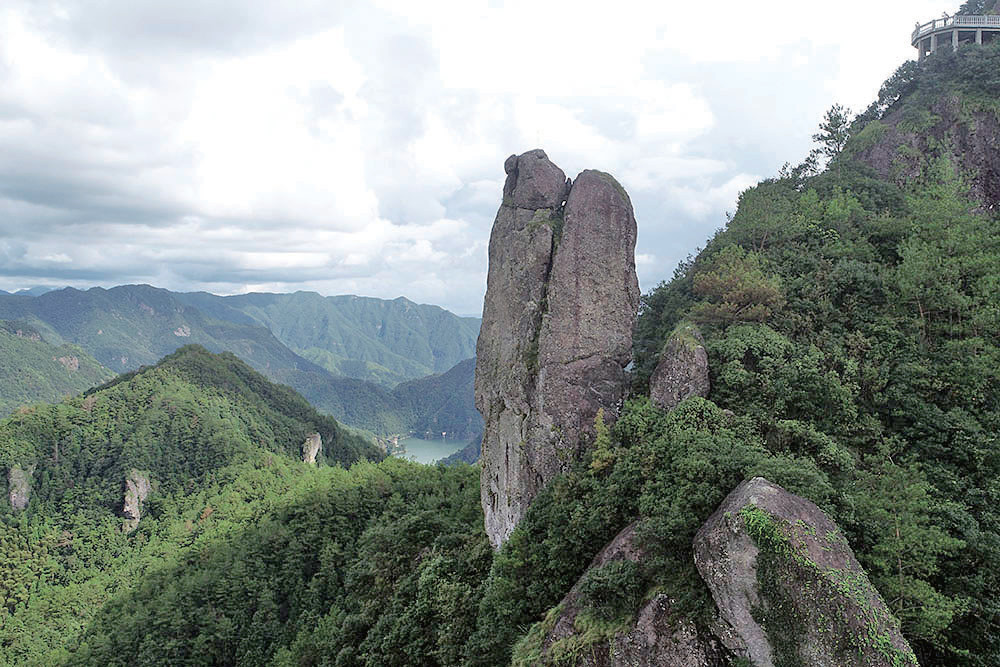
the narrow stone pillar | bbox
[931,33,938,53]
[978,29,983,45]
[953,29,959,51]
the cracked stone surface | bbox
[475,150,639,549]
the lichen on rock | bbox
[693,477,917,667]
[475,150,639,549]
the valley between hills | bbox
[0,286,484,453]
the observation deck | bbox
[913,14,1000,60]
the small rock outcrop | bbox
[693,477,917,667]
[7,465,32,512]
[649,322,709,411]
[121,470,152,533]
[523,523,728,666]
[476,150,639,548]
[56,355,80,371]
[302,432,322,464]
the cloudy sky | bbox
[0,0,947,314]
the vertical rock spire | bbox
[475,150,639,549]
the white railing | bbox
[913,15,1000,43]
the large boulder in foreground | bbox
[649,322,709,411]
[693,477,917,667]
[476,150,639,549]
[516,522,728,666]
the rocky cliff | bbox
[121,469,152,533]
[852,93,1000,209]
[475,150,639,548]
[7,465,31,512]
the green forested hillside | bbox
[173,291,481,386]
[0,345,382,664]
[0,321,113,415]
[624,45,1000,665]
[1,344,380,508]
[6,43,1000,667]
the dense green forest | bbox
[0,345,383,664]
[0,321,113,416]
[5,38,1000,667]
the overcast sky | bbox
[0,0,948,314]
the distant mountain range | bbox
[0,285,483,439]
[173,291,481,386]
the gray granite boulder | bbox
[302,432,322,464]
[693,477,917,667]
[122,469,152,533]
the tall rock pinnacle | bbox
[475,150,639,549]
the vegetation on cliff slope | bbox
[629,43,1000,666]
[6,41,1000,667]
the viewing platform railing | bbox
[913,15,1000,44]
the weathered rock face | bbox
[475,150,639,549]
[649,322,709,412]
[8,466,32,512]
[56,355,80,371]
[693,477,917,667]
[853,94,1000,209]
[302,432,322,464]
[122,470,152,533]
[526,523,728,666]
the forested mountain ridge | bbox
[2,344,380,506]
[0,320,113,415]
[0,285,324,377]
[0,286,482,438]
[0,345,384,663]
[301,357,482,440]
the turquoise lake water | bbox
[397,437,465,464]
